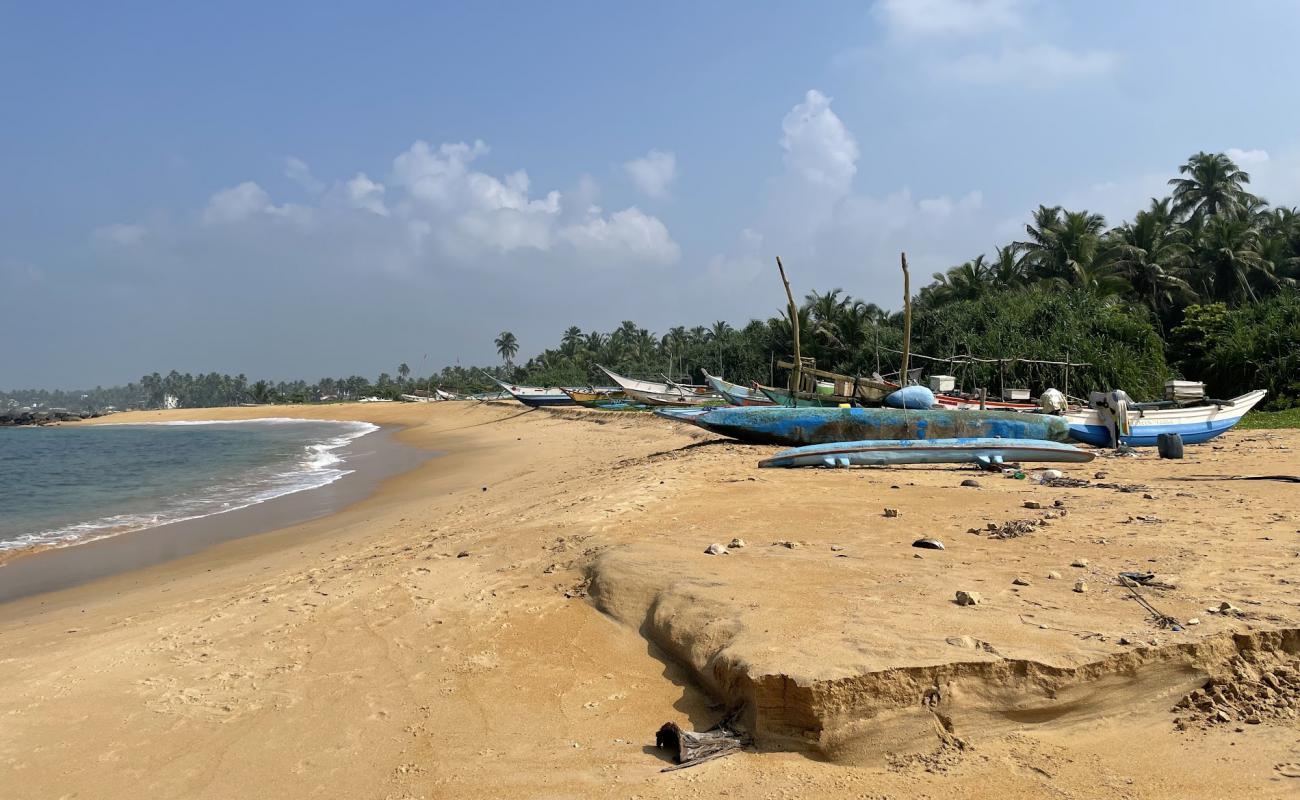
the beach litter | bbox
[655,715,749,771]
[912,538,944,550]
[704,543,729,555]
[955,590,982,606]
[727,537,747,549]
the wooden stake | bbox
[776,256,801,396]
[900,252,912,386]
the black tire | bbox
[1157,432,1184,459]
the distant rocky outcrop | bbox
[0,408,106,426]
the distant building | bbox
[163,394,180,409]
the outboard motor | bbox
[1038,388,1066,415]
[1090,389,1133,447]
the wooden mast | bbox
[900,252,912,386]
[776,256,801,395]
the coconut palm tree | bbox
[1169,151,1254,221]
[1018,207,1108,286]
[494,331,519,367]
[1195,214,1273,303]
[560,326,584,356]
[1108,210,1195,316]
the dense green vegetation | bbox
[4,152,1295,412]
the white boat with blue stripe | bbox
[1065,389,1266,447]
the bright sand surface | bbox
[2,401,1299,798]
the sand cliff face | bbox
[2,402,1298,798]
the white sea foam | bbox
[0,419,379,553]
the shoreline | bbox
[0,423,430,604]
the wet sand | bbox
[1,401,1298,799]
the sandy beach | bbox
[2,401,1298,798]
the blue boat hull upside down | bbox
[686,406,1071,447]
[758,437,1095,468]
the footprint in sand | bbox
[1277,763,1300,779]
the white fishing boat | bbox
[1066,389,1266,446]
[483,375,576,408]
[701,370,775,406]
[597,365,721,407]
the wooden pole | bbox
[776,256,801,395]
[900,252,912,386]
[1064,350,1071,400]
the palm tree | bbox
[397,363,411,384]
[560,326,584,356]
[1195,214,1273,303]
[988,245,1026,291]
[1169,151,1253,221]
[708,320,733,374]
[1017,206,1107,285]
[494,331,519,367]
[1108,210,1195,316]
[804,288,849,327]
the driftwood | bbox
[1171,474,1300,484]
[655,715,750,772]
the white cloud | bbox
[94,223,148,246]
[875,0,1024,39]
[936,44,1118,86]
[864,0,1117,88]
[623,150,678,199]
[284,156,324,194]
[781,90,858,197]
[202,182,282,225]
[558,207,680,264]
[1226,147,1270,167]
[339,172,389,216]
[705,89,990,306]
[112,137,678,274]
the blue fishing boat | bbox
[758,437,1094,468]
[1065,389,1266,446]
[682,405,1071,446]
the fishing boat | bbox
[1065,389,1266,447]
[701,370,775,406]
[679,405,1072,447]
[758,437,1094,468]
[560,387,626,405]
[597,365,722,407]
[484,376,577,408]
[756,385,843,407]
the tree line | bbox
[5,152,1295,411]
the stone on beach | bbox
[955,590,982,606]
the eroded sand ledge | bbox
[590,546,1298,755]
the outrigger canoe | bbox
[484,375,576,408]
[598,365,722,407]
[702,370,775,406]
[678,405,1071,447]
[758,437,1094,468]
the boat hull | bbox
[1065,390,1266,446]
[703,371,775,406]
[757,386,843,407]
[689,406,1072,446]
[513,394,578,408]
[759,437,1095,468]
[623,386,723,407]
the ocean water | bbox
[0,419,377,553]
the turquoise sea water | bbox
[0,419,376,552]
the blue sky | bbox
[5,1,1300,387]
